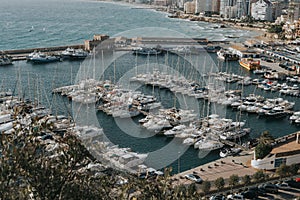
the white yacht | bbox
[219,147,241,158]
[28,51,60,63]
[197,140,224,151]
[61,47,89,59]
[219,128,250,140]
[163,124,186,137]
[290,111,300,123]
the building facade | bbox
[251,133,300,170]
[195,0,206,14]
[184,1,196,14]
[211,0,221,13]
[251,0,273,21]
[287,0,300,23]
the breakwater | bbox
[2,36,229,62]
[3,44,84,61]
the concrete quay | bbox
[173,151,255,183]
[3,44,84,61]
[172,131,300,187]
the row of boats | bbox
[53,79,251,156]
[26,47,89,64]
[0,92,149,173]
[129,70,299,123]
[217,49,261,71]
[209,71,300,97]
[132,46,220,56]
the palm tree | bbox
[258,131,275,145]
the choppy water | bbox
[0,0,299,173]
[0,0,257,50]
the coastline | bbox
[91,0,267,40]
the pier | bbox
[2,35,229,61]
[3,44,84,61]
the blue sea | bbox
[0,0,299,173]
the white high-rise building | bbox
[236,0,250,18]
[251,0,273,21]
[220,0,226,16]
[195,0,206,14]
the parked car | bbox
[184,174,202,183]
[259,183,278,194]
[209,194,225,200]
[286,180,300,189]
[241,190,258,199]
[227,194,244,200]
[276,182,291,190]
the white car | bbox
[184,174,202,183]
[276,182,291,190]
[227,194,244,200]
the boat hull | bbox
[239,59,261,70]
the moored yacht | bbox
[217,49,239,61]
[28,51,61,63]
[197,140,224,151]
[239,58,261,70]
[290,111,300,123]
[219,147,241,158]
[132,47,162,55]
[61,47,89,59]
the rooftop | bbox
[271,135,300,154]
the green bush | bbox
[255,142,272,159]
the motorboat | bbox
[28,51,60,63]
[290,111,300,123]
[61,48,89,59]
[219,147,241,158]
[132,47,162,56]
[164,124,186,137]
[239,58,261,70]
[219,128,250,140]
[217,49,239,61]
[264,108,288,118]
[197,140,224,151]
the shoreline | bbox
[91,0,268,40]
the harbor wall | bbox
[3,44,84,61]
[3,44,84,55]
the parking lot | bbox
[208,180,300,200]
[258,187,300,200]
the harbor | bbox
[1,0,300,198]
[1,34,300,172]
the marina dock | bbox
[173,131,300,185]
[1,36,228,61]
[3,44,84,61]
